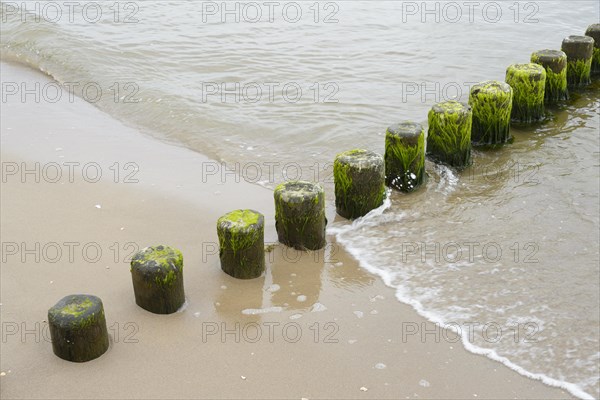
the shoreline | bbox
[0,60,577,399]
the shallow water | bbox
[1,1,599,397]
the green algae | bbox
[274,181,326,250]
[76,309,103,330]
[427,101,472,168]
[384,122,425,191]
[131,245,183,274]
[47,295,102,329]
[58,297,93,318]
[333,159,353,198]
[505,63,546,123]
[469,81,513,145]
[566,58,592,87]
[530,50,569,103]
[334,149,385,219]
[218,209,260,230]
[155,269,177,288]
[217,210,262,256]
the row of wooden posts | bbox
[47,25,599,363]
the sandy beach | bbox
[0,62,578,399]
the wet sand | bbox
[0,62,574,399]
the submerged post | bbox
[48,294,109,362]
[427,100,472,168]
[468,81,513,145]
[384,122,425,191]
[585,24,600,75]
[274,181,326,250]
[530,50,569,103]
[334,149,385,220]
[505,63,546,123]
[130,245,185,314]
[217,209,265,279]
[561,35,594,86]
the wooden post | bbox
[505,63,546,123]
[130,245,185,314]
[561,35,594,87]
[531,50,569,103]
[334,149,385,219]
[48,294,109,362]
[274,181,326,250]
[217,209,265,279]
[384,122,425,191]
[427,101,473,168]
[468,81,513,145]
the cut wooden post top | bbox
[274,181,324,204]
[48,294,104,329]
[131,245,183,272]
[217,209,264,232]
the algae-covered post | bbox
[561,35,594,86]
[130,245,185,314]
[530,50,569,103]
[217,209,265,279]
[468,81,513,145]
[505,63,546,123]
[274,181,326,250]
[334,149,385,219]
[48,294,109,362]
[384,122,425,192]
[426,101,472,168]
[584,24,600,74]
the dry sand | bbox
[0,62,573,399]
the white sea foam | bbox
[433,164,459,196]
